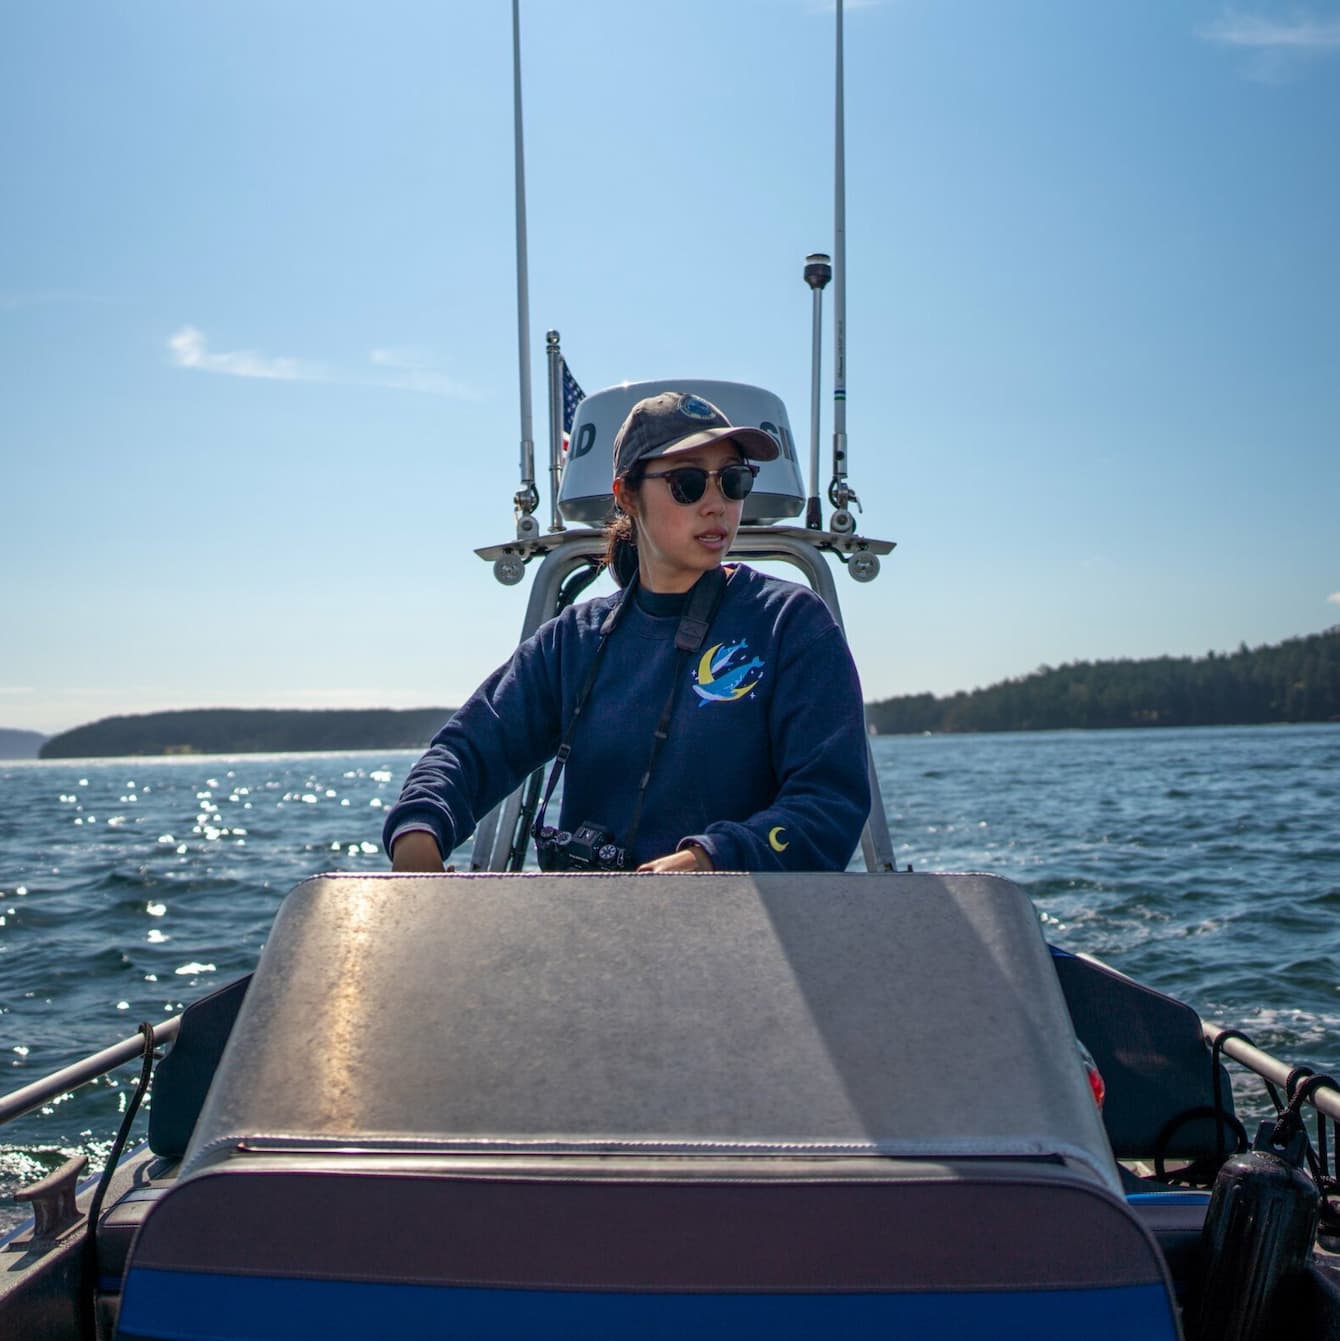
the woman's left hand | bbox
[637,845,712,873]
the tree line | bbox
[866,627,1340,735]
[34,627,1340,756]
[39,708,455,759]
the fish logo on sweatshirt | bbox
[693,639,765,705]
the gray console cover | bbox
[182,872,1120,1192]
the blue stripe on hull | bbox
[119,1269,1179,1340]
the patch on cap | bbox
[678,394,717,421]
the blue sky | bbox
[3,1,1338,735]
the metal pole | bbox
[0,1016,181,1127]
[512,0,537,524]
[546,330,565,532]
[804,253,831,529]
[1203,1023,1340,1124]
[831,0,847,497]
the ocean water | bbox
[2,723,1338,1230]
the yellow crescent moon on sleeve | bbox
[768,826,789,852]
[698,643,723,684]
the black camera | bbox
[533,820,628,872]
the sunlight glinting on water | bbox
[0,726,1336,1214]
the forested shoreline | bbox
[26,627,1340,757]
[867,627,1339,735]
[38,708,455,759]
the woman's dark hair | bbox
[603,467,643,587]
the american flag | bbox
[561,359,585,435]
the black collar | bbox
[634,585,689,617]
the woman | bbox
[385,390,870,873]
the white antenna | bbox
[829,0,861,535]
[511,0,539,540]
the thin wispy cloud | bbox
[1200,11,1340,81]
[368,347,476,399]
[166,327,474,398]
[1201,12,1340,49]
[1327,592,1340,606]
[168,326,326,382]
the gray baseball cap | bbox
[612,391,779,480]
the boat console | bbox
[115,871,1181,1340]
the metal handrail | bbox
[0,1015,181,1127]
[1203,1021,1340,1123]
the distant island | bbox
[0,729,47,760]
[38,708,455,760]
[25,627,1340,758]
[867,626,1339,735]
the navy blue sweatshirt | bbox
[383,564,870,871]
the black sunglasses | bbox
[641,462,759,505]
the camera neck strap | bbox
[532,565,728,856]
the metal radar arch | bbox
[474,0,895,871]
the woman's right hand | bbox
[391,830,446,873]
